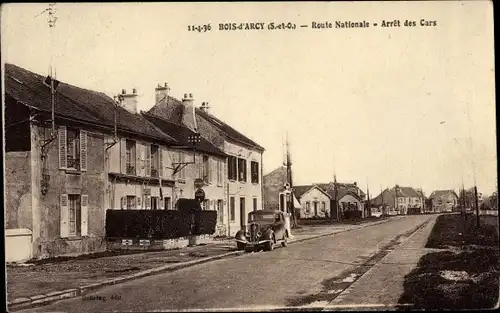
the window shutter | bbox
[81,194,89,236]
[139,143,145,176]
[58,126,67,169]
[80,131,88,172]
[146,145,151,176]
[159,147,164,178]
[60,194,69,238]
[208,157,213,183]
[120,139,126,174]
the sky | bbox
[1,2,497,196]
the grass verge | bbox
[398,214,499,310]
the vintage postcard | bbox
[2,1,497,312]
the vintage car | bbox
[235,210,289,252]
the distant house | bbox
[315,182,365,220]
[293,185,331,219]
[428,190,459,212]
[372,186,425,215]
[262,166,302,213]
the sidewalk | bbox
[7,217,392,310]
[323,214,439,310]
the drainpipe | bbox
[260,151,264,210]
[227,182,231,237]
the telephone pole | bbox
[284,133,297,228]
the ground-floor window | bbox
[69,194,81,236]
[230,196,235,222]
[126,196,136,210]
[151,196,159,210]
[217,199,224,224]
[253,197,258,211]
[164,197,171,210]
[202,199,210,210]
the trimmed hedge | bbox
[106,209,217,239]
[343,210,362,220]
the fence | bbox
[105,209,217,239]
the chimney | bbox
[120,88,138,114]
[155,82,170,105]
[200,101,210,114]
[181,93,197,132]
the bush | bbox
[343,210,362,220]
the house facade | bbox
[4,64,233,261]
[263,166,302,214]
[4,64,183,260]
[293,185,331,219]
[146,87,265,237]
[315,182,365,219]
[372,186,425,215]
[428,190,459,212]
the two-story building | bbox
[146,85,265,236]
[428,190,459,212]
[4,64,183,261]
[372,186,425,215]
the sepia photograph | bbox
[2,1,498,312]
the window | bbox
[253,197,258,211]
[126,140,136,175]
[321,201,326,212]
[151,196,159,210]
[238,158,247,182]
[202,199,209,210]
[66,129,79,169]
[164,197,171,210]
[60,194,88,238]
[68,195,81,236]
[251,161,259,184]
[230,196,236,221]
[217,160,223,185]
[126,196,136,210]
[228,156,237,180]
[203,155,211,183]
[280,193,285,212]
[150,145,159,177]
[305,201,310,214]
[217,200,224,224]
[58,126,88,172]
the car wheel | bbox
[265,234,275,251]
[237,242,246,251]
[265,240,274,251]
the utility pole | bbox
[285,133,297,228]
[334,174,339,221]
[366,180,371,218]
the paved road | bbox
[18,215,434,312]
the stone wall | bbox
[5,151,32,230]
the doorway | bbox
[314,201,318,216]
[240,197,246,230]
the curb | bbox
[8,217,393,311]
[8,251,243,311]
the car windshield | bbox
[248,213,275,222]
